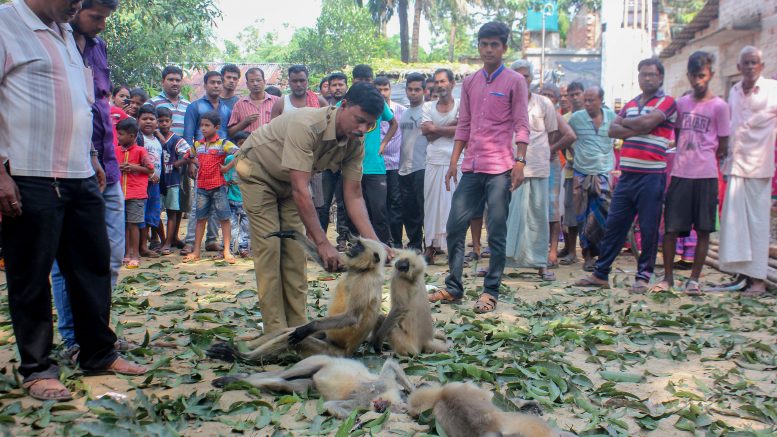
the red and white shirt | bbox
[187,135,238,190]
[228,94,278,134]
[618,92,677,174]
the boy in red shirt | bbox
[115,118,154,268]
[183,111,238,263]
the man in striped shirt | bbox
[0,0,147,402]
[575,58,677,293]
[150,66,190,137]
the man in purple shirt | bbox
[53,0,128,361]
[428,22,530,314]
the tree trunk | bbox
[355,0,363,6]
[410,0,422,62]
[398,0,410,63]
[448,22,456,62]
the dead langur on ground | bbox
[212,355,413,418]
[371,250,448,355]
[207,234,386,362]
[409,382,574,437]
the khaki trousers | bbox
[235,156,308,333]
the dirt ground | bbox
[0,224,775,436]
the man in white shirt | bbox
[718,46,777,296]
[0,0,147,402]
[398,73,429,251]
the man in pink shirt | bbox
[654,51,730,296]
[427,21,530,314]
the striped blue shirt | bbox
[150,92,190,137]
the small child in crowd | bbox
[157,107,192,255]
[223,131,250,258]
[183,111,238,263]
[127,87,148,118]
[115,118,153,268]
[136,104,165,257]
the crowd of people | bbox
[0,0,775,402]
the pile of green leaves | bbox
[0,258,774,436]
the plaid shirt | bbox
[228,94,278,133]
[187,135,238,190]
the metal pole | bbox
[541,7,546,88]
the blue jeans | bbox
[52,182,124,348]
[229,200,249,252]
[185,175,220,245]
[593,172,665,282]
[445,171,512,299]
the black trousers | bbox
[399,169,425,250]
[318,170,350,244]
[361,174,392,246]
[3,176,117,381]
[385,169,403,247]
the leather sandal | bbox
[23,378,72,402]
[474,293,497,314]
[428,289,462,304]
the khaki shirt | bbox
[240,106,364,182]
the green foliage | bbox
[103,0,221,89]
[287,0,388,74]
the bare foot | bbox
[223,252,237,264]
[183,253,201,263]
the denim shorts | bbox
[195,186,231,222]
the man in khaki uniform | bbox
[235,83,386,333]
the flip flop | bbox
[23,378,72,402]
[126,259,140,269]
[648,280,673,294]
[704,275,748,292]
[540,270,556,281]
[682,280,704,296]
[546,261,559,270]
[559,254,578,265]
[574,276,610,288]
[86,357,149,376]
[473,293,497,314]
[428,289,462,304]
[159,247,172,256]
[630,280,649,294]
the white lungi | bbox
[719,176,771,279]
[424,163,460,250]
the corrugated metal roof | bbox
[659,0,719,58]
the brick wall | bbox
[661,0,776,98]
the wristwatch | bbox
[514,156,526,165]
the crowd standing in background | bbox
[0,0,775,403]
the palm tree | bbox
[398,0,410,62]
[410,0,431,62]
[368,0,395,36]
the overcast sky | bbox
[214,0,431,49]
